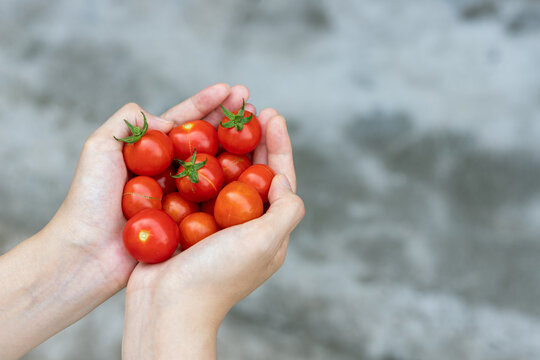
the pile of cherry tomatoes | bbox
[116,101,274,263]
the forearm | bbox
[0,227,123,359]
[123,289,219,360]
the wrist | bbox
[45,207,137,292]
[123,286,220,360]
[0,228,126,358]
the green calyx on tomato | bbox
[172,149,208,183]
[220,98,252,131]
[114,112,148,144]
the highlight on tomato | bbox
[178,212,219,250]
[218,99,261,155]
[214,181,263,228]
[115,112,174,176]
[238,164,275,203]
[172,149,224,202]
[122,176,163,219]
[122,209,180,264]
[168,120,218,160]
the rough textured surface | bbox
[1,0,540,359]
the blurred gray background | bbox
[2,0,540,359]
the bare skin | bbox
[0,83,304,360]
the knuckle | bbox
[122,102,142,113]
[290,194,306,220]
[260,107,278,117]
[82,134,99,151]
[83,133,110,153]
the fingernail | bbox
[279,174,292,190]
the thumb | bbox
[262,174,305,240]
[92,103,174,149]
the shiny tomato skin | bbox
[178,212,219,250]
[169,120,218,160]
[123,130,174,176]
[200,198,216,216]
[162,192,199,224]
[175,153,224,202]
[217,152,252,184]
[218,111,261,155]
[238,164,275,203]
[123,209,180,263]
[214,181,263,228]
[122,176,163,219]
[153,165,179,195]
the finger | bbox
[266,115,297,192]
[91,103,174,151]
[203,84,250,127]
[253,174,304,248]
[252,108,278,165]
[161,83,231,124]
[245,103,256,115]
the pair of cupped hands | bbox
[46,83,304,357]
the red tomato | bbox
[153,164,178,195]
[116,113,174,176]
[123,209,180,263]
[200,198,216,216]
[162,192,199,223]
[173,150,224,202]
[178,212,219,250]
[217,152,252,184]
[122,176,163,219]
[169,120,218,160]
[214,181,263,228]
[218,100,261,155]
[238,164,275,203]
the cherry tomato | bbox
[153,164,178,195]
[162,192,199,223]
[217,152,252,184]
[116,112,174,176]
[122,176,163,219]
[173,150,224,202]
[178,212,219,250]
[123,209,180,263]
[214,181,263,228]
[238,164,275,203]
[218,100,261,155]
[200,198,216,216]
[169,120,218,160]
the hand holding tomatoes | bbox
[124,108,305,358]
[115,95,302,273]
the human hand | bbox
[122,105,305,359]
[45,83,246,291]
[0,83,250,360]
